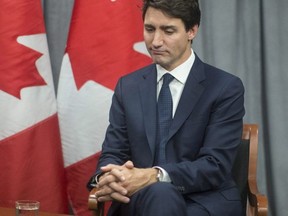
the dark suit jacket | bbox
[92,54,245,215]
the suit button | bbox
[177,186,185,192]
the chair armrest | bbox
[244,124,268,216]
[88,187,104,216]
[247,178,268,216]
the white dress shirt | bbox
[156,50,195,117]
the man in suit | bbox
[88,0,245,215]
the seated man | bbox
[88,0,245,215]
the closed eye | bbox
[144,25,155,33]
[161,26,177,35]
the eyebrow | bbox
[161,25,177,31]
[144,24,177,30]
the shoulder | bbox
[122,64,156,80]
[116,64,156,86]
[191,54,244,99]
[194,54,243,86]
[113,63,156,94]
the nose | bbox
[152,31,163,47]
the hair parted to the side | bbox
[142,0,201,31]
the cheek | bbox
[166,36,184,48]
[167,41,182,53]
[174,40,189,52]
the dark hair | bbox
[142,0,201,31]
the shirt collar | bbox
[157,49,195,84]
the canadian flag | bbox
[0,0,68,213]
[57,0,151,215]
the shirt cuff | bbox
[87,174,97,190]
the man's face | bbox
[144,7,198,71]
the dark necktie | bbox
[155,73,174,165]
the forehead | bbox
[144,7,184,28]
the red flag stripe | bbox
[0,115,68,213]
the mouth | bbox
[150,49,166,56]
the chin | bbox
[152,56,165,65]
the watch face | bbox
[157,169,163,182]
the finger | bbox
[96,192,130,203]
[100,166,113,172]
[97,174,117,187]
[97,195,113,202]
[100,164,121,172]
[108,181,127,195]
[96,182,126,197]
[110,192,130,203]
[109,168,125,182]
[95,185,113,197]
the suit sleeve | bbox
[96,77,131,170]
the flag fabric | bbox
[0,0,68,213]
[57,0,151,215]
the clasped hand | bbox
[95,161,157,203]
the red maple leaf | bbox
[66,0,152,91]
[0,0,47,99]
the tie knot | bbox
[162,73,174,87]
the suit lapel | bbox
[139,65,158,157]
[169,55,206,139]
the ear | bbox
[187,25,199,41]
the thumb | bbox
[124,160,134,169]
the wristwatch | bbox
[156,169,164,182]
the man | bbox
[88,0,245,215]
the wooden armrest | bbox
[247,178,268,216]
[88,187,104,216]
[245,124,268,216]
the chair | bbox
[235,124,268,215]
[88,124,268,216]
